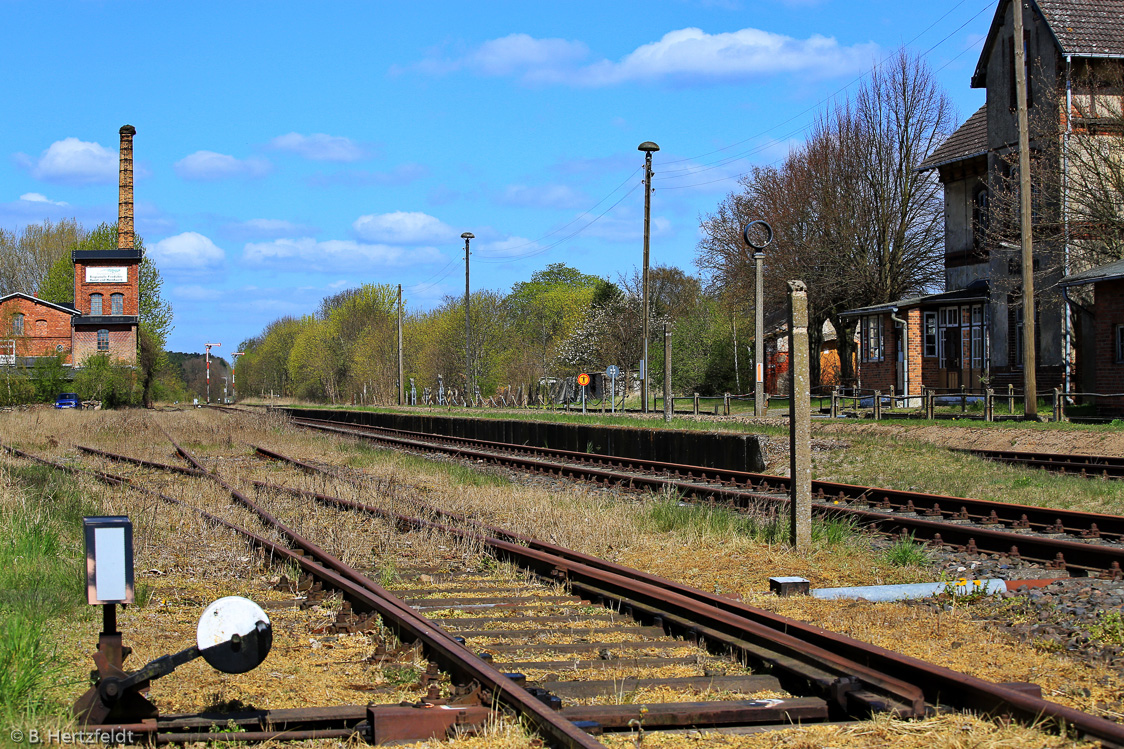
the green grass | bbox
[815,434,1124,515]
[883,534,932,567]
[340,440,510,487]
[285,402,791,439]
[0,465,98,729]
[643,497,856,546]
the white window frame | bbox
[923,312,938,358]
[861,315,883,363]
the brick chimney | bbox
[118,125,135,251]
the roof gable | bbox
[0,292,80,316]
[972,0,1124,88]
[918,105,988,171]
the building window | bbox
[861,315,883,362]
[11,313,23,336]
[923,312,938,357]
[97,329,109,352]
[972,188,989,249]
[110,293,124,315]
[35,319,46,335]
[1117,325,1124,364]
[90,293,103,316]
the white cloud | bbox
[174,151,271,181]
[150,232,226,270]
[171,284,223,301]
[242,237,442,271]
[497,184,587,210]
[414,27,878,86]
[308,163,429,188]
[222,218,317,240]
[15,137,117,184]
[352,211,455,244]
[269,132,368,162]
[19,192,68,206]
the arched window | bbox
[97,329,109,352]
[90,293,103,316]
[110,293,124,315]
[12,313,24,336]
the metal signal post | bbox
[204,342,221,404]
[743,220,773,418]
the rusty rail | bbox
[285,417,1124,575]
[243,444,1124,746]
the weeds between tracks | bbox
[2,408,1123,747]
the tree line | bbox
[235,262,754,403]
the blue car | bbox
[54,393,80,409]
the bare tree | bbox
[697,49,953,386]
[0,219,84,297]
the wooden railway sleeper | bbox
[566,579,924,720]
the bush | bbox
[73,355,141,407]
[29,354,68,403]
[0,372,35,407]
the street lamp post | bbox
[638,141,659,413]
[743,221,773,418]
[231,351,244,401]
[461,232,475,403]
[204,342,221,404]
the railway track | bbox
[278,413,1124,578]
[8,415,1124,745]
[957,447,1124,480]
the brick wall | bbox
[858,315,897,393]
[1094,279,1124,413]
[0,296,74,363]
[73,325,136,364]
[73,261,139,316]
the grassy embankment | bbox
[0,463,97,733]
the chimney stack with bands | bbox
[118,125,136,252]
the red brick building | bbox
[0,125,140,369]
[1060,259,1124,414]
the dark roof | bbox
[839,284,990,318]
[1039,0,1124,57]
[72,248,142,262]
[0,292,80,316]
[1060,257,1124,286]
[973,0,1124,87]
[917,105,988,172]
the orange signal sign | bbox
[576,373,591,387]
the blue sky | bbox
[0,1,993,354]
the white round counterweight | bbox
[196,596,272,674]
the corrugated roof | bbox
[917,105,988,171]
[973,0,1124,87]
[1060,257,1124,286]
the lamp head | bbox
[461,232,475,240]
[637,141,660,153]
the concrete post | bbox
[873,390,882,421]
[693,392,699,415]
[830,386,838,419]
[787,281,811,551]
[663,324,672,423]
[985,388,994,422]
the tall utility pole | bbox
[1014,0,1037,418]
[638,141,659,413]
[204,342,221,404]
[461,232,474,402]
[397,284,404,406]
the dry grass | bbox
[0,408,1115,747]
